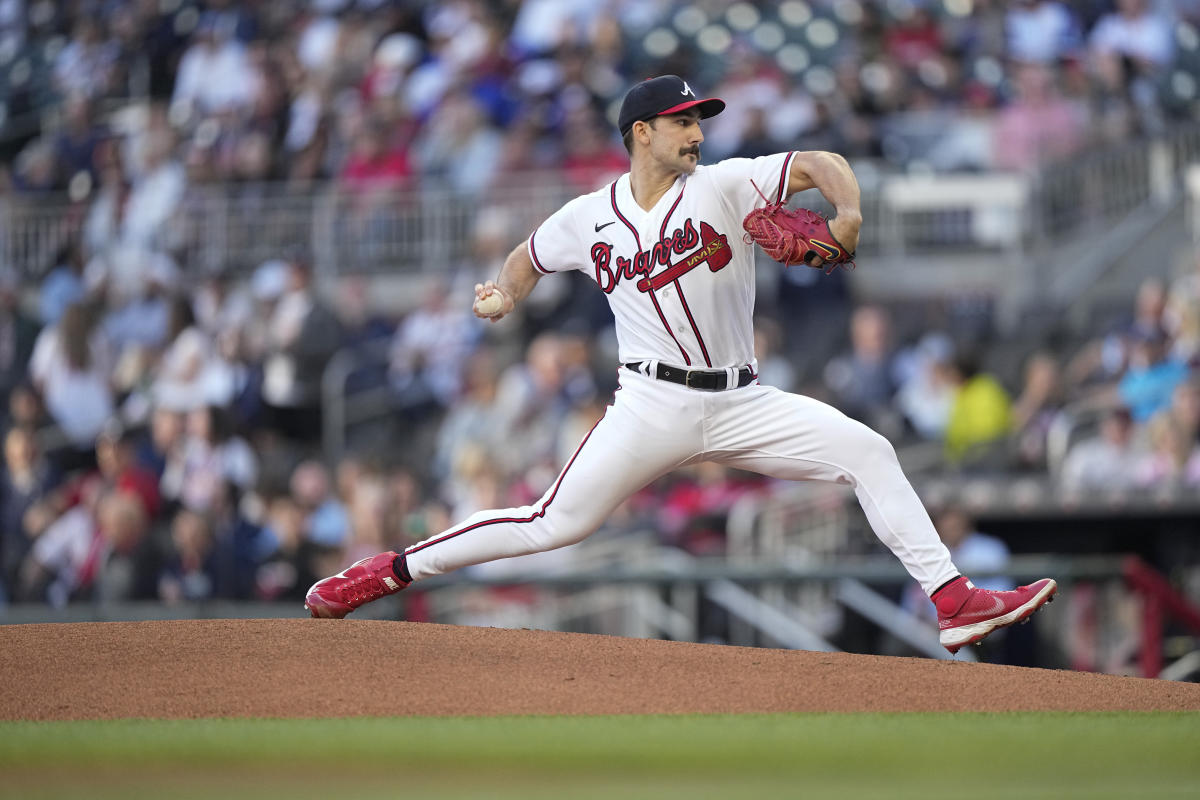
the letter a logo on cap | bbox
[681,80,693,96]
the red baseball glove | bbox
[742,183,855,274]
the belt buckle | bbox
[684,369,700,390]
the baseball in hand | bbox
[476,292,504,316]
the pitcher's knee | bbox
[521,511,601,552]
[848,425,899,466]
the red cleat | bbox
[305,551,408,619]
[935,576,1057,654]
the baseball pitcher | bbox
[306,76,1056,654]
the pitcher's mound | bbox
[2,619,1197,720]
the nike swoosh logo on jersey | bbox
[595,221,616,232]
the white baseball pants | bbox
[403,369,958,595]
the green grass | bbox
[0,713,1197,799]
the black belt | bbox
[624,362,756,391]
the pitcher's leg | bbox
[709,387,958,594]
[404,380,698,581]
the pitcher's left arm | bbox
[786,151,862,255]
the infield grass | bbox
[1,712,1197,799]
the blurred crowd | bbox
[807,265,1200,491]
[3,243,1197,608]
[0,247,768,606]
[4,0,1200,200]
[2,0,1200,608]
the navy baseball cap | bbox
[617,75,725,137]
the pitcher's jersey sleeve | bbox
[527,195,589,275]
[707,151,797,217]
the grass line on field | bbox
[1,713,1198,800]
[0,712,1197,775]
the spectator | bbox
[339,117,412,195]
[883,5,943,69]
[93,421,160,520]
[121,125,186,254]
[158,509,217,604]
[557,331,598,408]
[561,111,628,193]
[52,18,117,99]
[0,270,41,422]
[1089,0,1175,135]
[53,93,106,191]
[290,459,349,549]
[1005,1,1082,64]
[20,467,155,606]
[139,406,184,479]
[160,406,257,513]
[412,90,504,197]
[491,332,569,478]
[823,306,901,438]
[1117,328,1189,423]
[655,462,762,556]
[335,276,394,352]
[152,294,220,412]
[339,460,399,561]
[941,352,1014,465]
[240,259,289,365]
[1161,376,1200,445]
[1066,277,1170,390]
[0,426,60,599]
[207,479,267,600]
[753,318,796,393]
[90,488,158,603]
[99,253,177,358]
[926,81,998,173]
[81,142,133,267]
[193,270,253,343]
[1089,0,1174,70]
[1011,351,1066,471]
[20,484,104,606]
[256,495,323,602]
[170,13,258,120]
[1133,413,1200,489]
[1059,406,1141,492]
[28,301,114,455]
[389,277,482,411]
[38,241,87,327]
[433,350,503,483]
[260,260,342,442]
[7,384,57,454]
[993,62,1087,170]
[11,138,59,193]
[1165,252,1200,364]
[189,271,254,419]
[893,332,956,441]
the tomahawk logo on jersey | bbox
[528,151,797,369]
[587,218,732,295]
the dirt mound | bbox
[2,619,1197,720]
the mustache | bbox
[681,146,700,157]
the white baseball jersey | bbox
[399,149,959,603]
[528,152,797,369]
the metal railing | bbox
[0,551,1129,667]
[5,126,1197,284]
[1188,164,1200,245]
[1031,122,1200,248]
